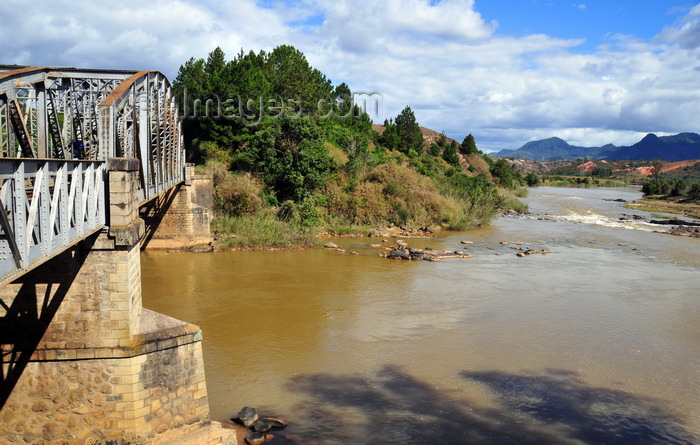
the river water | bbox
[141,187,700,444]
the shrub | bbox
[349,163,451,228]
[642,177,671,196]
[199,141,232,164]
[215,172,264,216]
[525,172,541,186]
[688,183,700,200]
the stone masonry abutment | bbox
[0,159,234,444]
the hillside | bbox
[373,124,492,177]
[494,132,700,161]
[174,46,526,249]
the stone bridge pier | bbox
[0,159,234,444]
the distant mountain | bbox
[493,137,616,161]
[494,132,700,161]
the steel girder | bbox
[99,70,184,203]
[0,66,186,284]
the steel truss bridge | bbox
[0,65,185,285]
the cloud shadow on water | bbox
[271,366,698,444]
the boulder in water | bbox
[233,406,259,427]
[260,416,289,430]
[251,420,272,433]
[245,432,274,445]
[388,250,411,260]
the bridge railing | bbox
[0,159,105,285]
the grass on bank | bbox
[212,210,323,249]
[498,188,529,213]
[625,197,700,219]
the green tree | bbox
[525,172,541,186]
[460,134,478,155]
[491,158,518,189]
[394,106,423,154]
[378,119,399,151]
[246,116,332,202]
[670,178,688,197]
[266,45,333,115]
[642,176,671,196]
[687,183,700,200]
[333,82,353,117]
[442,140,460,168]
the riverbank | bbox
[626,196,700,220]
[539,175,630,188]
[198,206,530,252]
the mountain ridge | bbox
[494,132,700,161]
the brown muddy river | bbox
[142,187,700,444]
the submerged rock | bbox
[324,242,339,248]
[260,416,289,429]
[386,243,474,262]
[251,420,272,433]
[245,432,274,445]
[516,249,552,257]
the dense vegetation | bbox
[174,46,526,248]
[642,174,700,200]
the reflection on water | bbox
[141,187,700,443]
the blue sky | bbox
[477,1,691,51]
[1,0,699,151]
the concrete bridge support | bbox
[0,159,234,444]
[141,164,213,250]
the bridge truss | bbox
[0,66,185,284]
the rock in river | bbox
[233,406,259,427]
[251,420,272,432]
[245,432,274,445]
[260,416,288,429]
[388,250,411,260]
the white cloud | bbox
[658,4,700,51]
[2,0,699,151]
[317,0,495,53]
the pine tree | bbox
[460,133,478,155]
[394,106,423,154]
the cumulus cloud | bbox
[316,0,495,53]
[2,0,699,151]
[0,0,294,73]
[658,3,700,50]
